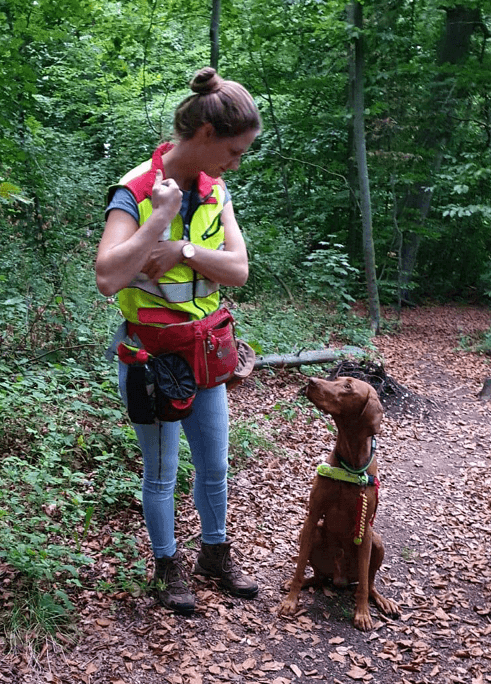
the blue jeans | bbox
[119,361,229,558]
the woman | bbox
[96,67,261,615]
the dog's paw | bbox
[380,596,400,619]
[278,596,299,616]
[353,608,374,631]
[372,591,400,619]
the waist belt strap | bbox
[105,321,129,362]
[138,308,192,325]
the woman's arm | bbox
[95,172,183,296]
[188,200,248,286]
[141,200,249,287]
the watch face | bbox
[182,243,195,259]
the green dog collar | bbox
[317,463,372,487]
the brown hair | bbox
[174,67,261,140]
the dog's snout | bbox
[305,378,318,395]
[306,377,323,402]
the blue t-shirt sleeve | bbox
[224,183,231,204]
[105,187,139,223]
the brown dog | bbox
[279,376,399,630]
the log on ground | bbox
[253,346,365,370]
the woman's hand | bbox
[152,170,182,217]
[141,240,185,283]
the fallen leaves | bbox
[289,663,302,677]
[347,665,372,680]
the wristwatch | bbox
[181,242,196,262]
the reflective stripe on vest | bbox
[124,273,220,303]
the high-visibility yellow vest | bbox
[108,143,226,323]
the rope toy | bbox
[354,492,368,545]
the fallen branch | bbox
[253,346,365,370]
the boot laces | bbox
[159,555,189,592]
[221,546,244,579]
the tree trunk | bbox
[348,1,380,333]
[210,0,221,70]
[346,21,360,264]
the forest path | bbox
[7,304,491,684]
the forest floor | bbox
[2,303,491,684]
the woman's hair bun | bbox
[190,67,223,95]
[174,67,261,140]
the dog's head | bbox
[306,376,383,436]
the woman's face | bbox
[197,126,259,178]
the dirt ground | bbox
[2,303,491,684]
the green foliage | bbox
[233,300,331,355]
[0,357,142,580]
[229,418,283,472]
[0,580,75,652]
[477,330,491,355]
[458,325,491,356]
[0,176,31,205]
[233,297,373,355]
[302,241,359,309]
[95,533,147,596]
[175,433,195,496]
[240,219,306,299]
[479,260,491,302]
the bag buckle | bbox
[206,331,216,352]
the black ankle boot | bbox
[153,551,195,615]
[194,539,258,598]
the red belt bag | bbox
[127,307,238,389]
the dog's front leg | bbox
[353,528,374,631]
[279,513,318,615]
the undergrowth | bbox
[229,417,285,473]
[458,328,491,355]
[231,296,375,356]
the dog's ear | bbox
[360,389,383,435]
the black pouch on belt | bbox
[126,364,155,424]
[153,354,197,422]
